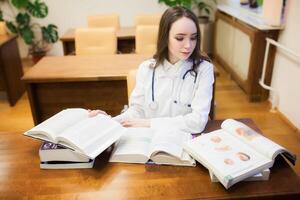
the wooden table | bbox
[0,34,25,106]
[60,27,136,55]
[1,119,300,199]
[22,55,150,125]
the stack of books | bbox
[39,142,94,169]
[24,108,126,169]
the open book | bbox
[109,128,196,166]
[183,119,296,189]
[24,108,126,159]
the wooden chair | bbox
[75,28,117,55]
[126,69,137,100]
[135,14,161,26]
[0,22,7,35]
[135,25,158,54]
[87,14,120,30]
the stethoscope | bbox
[149,65,198,110]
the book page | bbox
[150,129,191,160]
[185,129,272,186]
[221,119,294,161]
[24,108,88,141]
[109,128,154,164]
[57,114,125,158]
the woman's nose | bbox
[184,39,191,49]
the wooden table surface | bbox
[1,119,300,199]
[22,54,151,82]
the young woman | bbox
[91,6,214,133]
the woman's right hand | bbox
[87,109,108,117]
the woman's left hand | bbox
[120,119,150,128]
[87,109,109,117]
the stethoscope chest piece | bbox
[149,101,158,110]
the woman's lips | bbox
[181,52,190,56]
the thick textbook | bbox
[24,108,125,159]
[40,160,95,169]
[39,142,90,162]
[109,128,196,166]
[183,119,296,189]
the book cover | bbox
[39,142,90,162]
[40,159,95,169]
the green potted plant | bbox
[193,0,216,23]
[0,0,58,63]
[158,0,216,23]
[158,0,193,8]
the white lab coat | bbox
[114,58,214,133]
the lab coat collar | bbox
[157,59,185,78]
[162,59,185,72]
[156,59,192,78]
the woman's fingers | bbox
[120,119,150,128]
[88,109,107,117]
[120,120,132,127]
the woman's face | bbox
[168,16,197,64]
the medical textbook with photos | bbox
[183,119,296,189]
[109,127,196,167]
[24,108,125,159]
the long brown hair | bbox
[153,6,209,73]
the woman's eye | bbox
[175,37,184,41]
[191,37,197,41]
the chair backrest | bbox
[135,14,161,26]
[126,69,137,100]
[0,22,7,35]
[87,14,120,30]
[135,25,158,55]
[75,27,117,55]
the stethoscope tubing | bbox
[151,68,156,102]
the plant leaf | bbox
[158,0,192,9]
[5,21,18,34]
[27,0,48,18]
[0,10,3,21]
[42,24,58,43]
[16,12,30,28]
[20,26,34,44]
[204,7,210,15]
[12,0,29,9]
